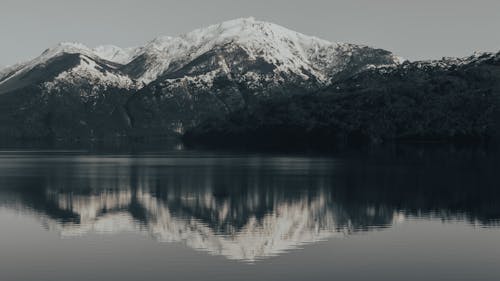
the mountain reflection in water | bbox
[0,147,498,262]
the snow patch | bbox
[92,45,141,64]
[42,54,139,98]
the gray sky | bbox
[2,0,500,66]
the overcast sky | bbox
[2,0,500,66]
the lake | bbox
[0,143,499,281]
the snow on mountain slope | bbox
[93,45,141,64]
[411,51,500,70]
[34,42,139,67]
[42,54,138,97]
[8,17,499,97]
[0,42,139,88]
[362,51,500,77]
[0,63,24,82]
[125,17,402,84]
[120,19,405,136]
[0,43,94,85]
[0,42,142,96]
[1,18,402,93]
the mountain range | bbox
[1,17,499,144]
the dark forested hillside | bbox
[183,52,500,147]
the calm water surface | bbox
[0,145,499,281]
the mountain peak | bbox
[40,42,87,57]
[42,42,139,64]
[182,17,331,45]
[143,17,334,55]
[92,45,140,64]
[128,17,350,83]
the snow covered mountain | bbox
[123,17,402,84]
[0,42,140,96]
[0,17,401,95]
[1,17,497,141]
[0,18,405,139]
[121,18,402,136]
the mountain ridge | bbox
[0,18,403,88]
[0,18,498,143]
